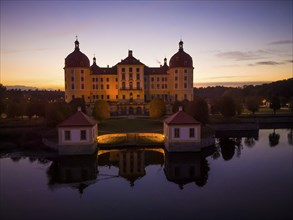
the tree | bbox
[69,97,86,113]
[218,96,236,117]
[269,129,280,147]
[246,97,260,115]
[45,102,72,126]
[172,100,182,113]
[149,98,166,118]
[289,97,293,112]
[92,100,110,120]
[270,96,281,115]
[185,97,209,124]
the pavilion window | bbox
[189,128,195,138]
[65,130,71,141]
[80,130,86,140]
[174,128,180,138]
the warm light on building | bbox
[63,38,194,115]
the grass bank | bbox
[98,118,163,135]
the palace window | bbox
[65,130,71,141]
[184,76,187,81]
[123,95,126,99]
[96,84,98,89]
[151,77,154,82]
[174,128,180,138]
[122,82,126,89]
[184,94,187,99]
[129,67,132,72]
[189,128,195,138]
[107,95,110,100]
[107,84,109,89]
[101,78,103,82]
[122,73,125,80]
[80,130,86,140]
[71,76,74,81]
[81,84,84,90]
[184,83,187,89]
[136,68,140,73]
[101,85,104,90]
[184,69,187,74]
[129,82,133,89]
[175,76,178,81]
[129,73,133,80]
[92,78,95,82]
[71,84,75,90]
[175,83,178,89]
[136,73,140,80]
[175,69,178,74]
[92,85,95,90]
[81,70,84,74]
[122,68,125,72]
[137,82,140,89]
[157,77,160,82]
[101,95,104,100]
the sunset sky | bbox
[1,1,292,89]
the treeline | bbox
[0,85,77,126]
[194,78,293,101]
[193,78,293,115]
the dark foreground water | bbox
[1,129,292,220]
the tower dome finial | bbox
[179,39,183,51]
[93,55,96,64]
[74,35,80,50]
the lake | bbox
[0,129,292,220]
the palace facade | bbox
[64,39,194,115]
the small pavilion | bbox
[164,107,202,152]
[58,107,97,155]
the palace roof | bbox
[65,40,90,68]
[169,40,193,68]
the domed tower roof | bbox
[90,56,100,74]
[169,40,193,68]
[64,38,90,68]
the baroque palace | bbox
[64,38,194,115]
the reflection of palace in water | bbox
[46,147,214,192]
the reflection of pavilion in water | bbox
[164,148,214,189]
[47,154,98,194]
[46,147,215,193]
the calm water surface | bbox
[1,129,292,220]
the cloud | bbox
[248,61,283,66]
[268,40,293,45]
[216,50,267,61]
